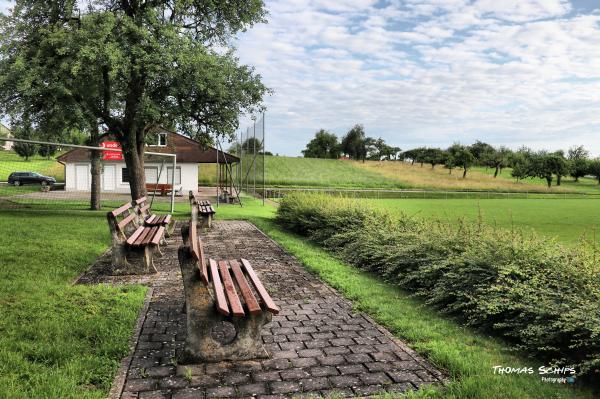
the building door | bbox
[103,164,116,191]
[75,164,89,191]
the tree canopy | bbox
[302,129,340,159]
[0,0,269,199]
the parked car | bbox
[8,171,56,186]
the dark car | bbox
[8,172,56,186]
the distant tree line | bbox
[302,124,401,161]
[400,142,600,186]
[302,129,600,186]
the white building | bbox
[56,129,238,193]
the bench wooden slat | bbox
[142,226,158,245]
[111,202,132,217]
[241,258,280,315]
[141,204,150,213]
[218,260,245,317]
[163,214,172,225]
[152,226,165,245]
[209,259,229,316]
[133,226,153,246]
[189,220,209,284]
[145,214,156,224]
[135,196,146,205]
[126,226,146,246]
[117,213,137,232]
[229,259,262,315]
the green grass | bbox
[198,157,408,188]
[475,166,600,194]
[359,198,600,244]
[0,210,147,398]
[0,151,65,182]
[212,200,596,399]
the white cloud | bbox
[235,0,600,156]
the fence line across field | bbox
[262,186,600,201]
[0,137,177,212]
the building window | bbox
[121,168,129,183]
[157,133,167,146]
[166,167,181,185]
[145,167,159,184]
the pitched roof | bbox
[56,129,239,164]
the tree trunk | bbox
[556,174,562,186]
[494,166,499,178]
[546,176,552,187]
[90,124,102,211]
[463,167,467,179]
[120,128,147,201]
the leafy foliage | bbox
[277,193,600,379]
[302,129,340,159]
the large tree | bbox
[302,129,340,159]
[0,1,269,200]
[341,124,369,161]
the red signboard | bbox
[101,141,123,161]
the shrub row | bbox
[276,193,600,378]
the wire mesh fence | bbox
[231,113,265,200]
[262,187,600,202]
[0,138,178,211]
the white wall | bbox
[64,161,198,194]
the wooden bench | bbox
[133,196,175,237]
[106,202,165,274]
[177,209,279,362]
[146,183,182,196]
[189,191,216,228]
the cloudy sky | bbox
[234,0,600,156]
[2,1,600,156]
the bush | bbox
[276,193,600,378]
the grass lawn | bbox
[360,198,600,244]
[0,151,64,182]
[198,156,408,189]
[0,210,147,398]
[213,198,596,399]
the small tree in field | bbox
[341,124,370,161]
[448,144,474,178]
[568,145,589,182]
[587,159,600,184]
[423,148,445,169]
[302,129,340,159]
[12,123,37,161]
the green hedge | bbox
[276,193,600,379]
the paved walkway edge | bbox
[252,224,447,383]
[109,287,155,399]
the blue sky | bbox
[3,1,600,156]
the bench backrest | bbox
[134,196,151,216]
[188,216,209,284]
[108,202,137,236]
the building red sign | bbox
[101,141,124,161]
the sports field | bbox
[362,198,600,244]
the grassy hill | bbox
[0,151,64,182]
[199,156,599,193]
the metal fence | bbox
[262,187,600,202]
[0,137,177,212]
[232,113,265,202]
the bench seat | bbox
[107,202,165,274]
[134,196,174,236]
[178,211,279,363]
[189,191,216,228]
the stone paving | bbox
[113,221,444,398]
